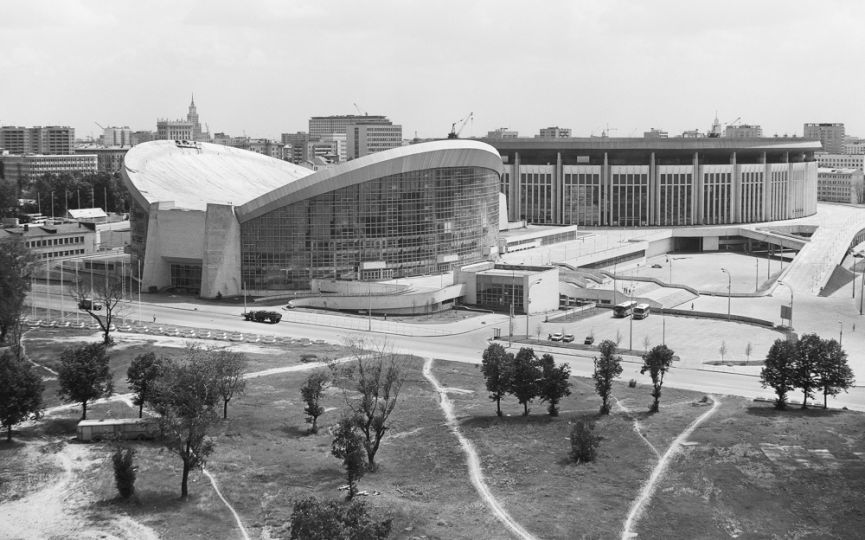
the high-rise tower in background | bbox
[804,123,845,153]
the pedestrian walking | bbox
[691,302,694,310]
[152,314,157,323]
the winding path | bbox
[620,395,722,539]
[421,357,538,540]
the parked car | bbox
[584,335,595,345]
[562,334,575,343]
[78,299,103,311]
[651,263,663,268]
[549,332,563,341]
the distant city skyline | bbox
[2,0,864,141]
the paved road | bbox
[25,290,865,412]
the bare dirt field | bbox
[3,330,865,539]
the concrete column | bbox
[554,152,562,223]
[730,151,740,223]
[762,152,771,220]
[201,203,241,298]
[512,152,521,221]
[693,152,701,225]
[603,152,610,225]
[650,152,658,225]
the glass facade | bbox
[239,166,499,290]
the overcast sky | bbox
[2,0,863,141]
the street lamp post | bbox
[666,255,673,283]
[721,268,732,321]
[778,280,794,329]
[839,320,843,346]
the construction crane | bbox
[353,102,367,116]
[94,121,106,130]
[448,112,473,139]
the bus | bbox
[613,300,637,318]
[633,303,651,320]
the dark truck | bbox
[242,310,282,324]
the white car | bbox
[549,332,563,341]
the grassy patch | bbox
[638,399,865,538]
[15,330,865,539]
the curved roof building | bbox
[121,139,503,298]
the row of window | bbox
[27,235,86,249]
[37,248,85,259]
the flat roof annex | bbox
[121,140,313,212]
[236,139,504,223]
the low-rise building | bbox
[816,153,865,171]
[817,167,864,204]
[0,154,98,184]
[486,128,519,139]
[74,146,129,173]
[725,124,763,138]
[0,222,96,260]
[644,128,668,139]
[538,126,571,138]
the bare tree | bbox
[70,266,127,345]
[642,335,651,353]
[211,349,247,419]
[719,341,728,362]
[745,342,753,363]
[332,338,405,470]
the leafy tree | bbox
[112,445,136,499]
[126,352,166,418]
[480,343,513,417]
[640,344,675,413]
[569,418,600,464]
[0,236,37,351]
[760,338,798,410]
[149,355,219,499]
[211,349,247,419]
[593,339,623,415]
[57,342,113,420]
[288,497,392,540]
[795,333,823,409]
[815,338,855,409]
[0,180,18,218]
[333,339,404,470]
[70,266,127,346]
[331,417,366,501]
[301,371,329,433]
[0,351,44,441]
[510,347,541,416]
[537,353,571,416]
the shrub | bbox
[112,446,136,499]
[628,378,637,388]
[569,418,600,464]
[289,496,392,540]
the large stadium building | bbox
[122,136,823,312]
[121,139,503,300]
[485,137,821,227]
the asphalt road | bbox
[26,287,865,412]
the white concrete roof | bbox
[121,140,313,212]
[237,139,504,223]
[67,208,107,219]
